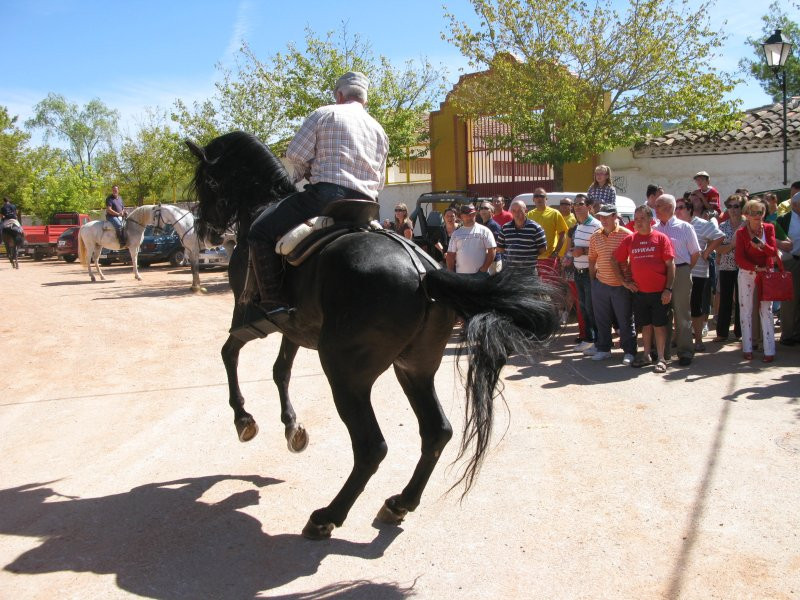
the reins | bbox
[153,204,197,245]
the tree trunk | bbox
[552,163,564,191]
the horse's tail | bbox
[422,268,562,494]
[78,230,88,266]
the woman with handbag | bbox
[735,199,778,362]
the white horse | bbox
[77,204,207,292]
[151,203,206,293]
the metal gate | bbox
[467,116,554,198]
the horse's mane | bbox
[189,131,297,240]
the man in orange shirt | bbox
[587,204,636,363]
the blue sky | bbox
[0,0,781,142]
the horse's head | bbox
[186,132,297,242]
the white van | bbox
[512,191,637,225]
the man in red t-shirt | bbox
[612,204,676,371]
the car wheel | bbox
[62,254,78,263]
[169,248,186,267]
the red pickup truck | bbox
[23,212,91,260]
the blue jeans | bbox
[574,269,596,342]
[591,278,636,354]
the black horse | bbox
[187,131,559,539]
[2,222,24,269]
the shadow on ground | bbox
[1,475,409,599]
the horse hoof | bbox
[192,286,207,294]
[236,419,259,442]
[375,498,408,525]
[286,424,309,453]
[302,518,334,540]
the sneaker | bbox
[622,353,635,366]
[591,351,612,361]
[702,324,708,337]
[582,344,598,356]
[576,340,595,352]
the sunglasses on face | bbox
[533,194,546,199]
[394,209,406,213]
[676,205,687,210]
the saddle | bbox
[275,199,438,275]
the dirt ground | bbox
[0,257,798,600]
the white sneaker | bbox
[582,344,598,356]
[702,324,709,337]
[622,353,635,365]
[576,340,594,352]
[591,351,612,361]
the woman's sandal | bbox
[654,360,667,373]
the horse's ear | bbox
[185,139,207,163]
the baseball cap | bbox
[335,71,369,94]
[595,204,618,216]
[694,171,710,179]
[460,204,476,214]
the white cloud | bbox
[219,0,255,68]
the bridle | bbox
[152,203,196,245]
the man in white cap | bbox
[245,71,389,320]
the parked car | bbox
[100,224,184,266]
[56,226,80,263]
[23,212,90,260]
[198,245,230,269]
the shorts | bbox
[633,291,668,327]
[690,276,709,317]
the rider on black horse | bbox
[245,71,389,323]
[105,185,126,247]
[1,196,18,223]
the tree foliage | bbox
[444,0,742,186]
[174,24,448,164]
[20,155,105,222]
[25,93,119,176]
[740,1,800,102]
[0,106,32,205]
[99,110,192,205]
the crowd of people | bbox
[424,167,800,372]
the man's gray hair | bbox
[510,199,527,211]
[335,71,369,103]
[635,204,654,219]
[656,193,676,209]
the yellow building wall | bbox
[430,102,468,191]
[563,157,597,192]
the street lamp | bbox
[762,29,793,185]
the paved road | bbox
[1,259,798,599]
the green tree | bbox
[174,24,447,164]
[20,155,105,222]
[445,0,741,188]
[100,110,192,205]
[0,106,33,206]
[740,2,800,102]
[25,93,119,176]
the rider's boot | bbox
[117,228,126,248]
[231,241,294,341]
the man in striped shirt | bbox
[497,199,547,274]
[587,204,636,363]
[246,71,389,320]
[567,194,602,352]
[654,194,701,366]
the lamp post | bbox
[762,29,793,185]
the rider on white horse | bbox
[245,71,389,323]
[105,185,126,247]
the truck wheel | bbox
[169,248,186,267]
[33,251,45,261]
[62,254,78,263]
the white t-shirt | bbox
[447,223,496,273]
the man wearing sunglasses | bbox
[526,187,568,281]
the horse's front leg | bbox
[130,246,142,280]
[222,333,260,442]
[91,245,104,281]
[188,252,206,293]
[274,338,307,453]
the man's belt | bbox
[675,263,689,267]
[575,268,589,274]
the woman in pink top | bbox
[734,199,778,362]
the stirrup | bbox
[230,303,296,342]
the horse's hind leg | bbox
[274,338,307,452]
[376,307,455,525]
[302,357,387,539]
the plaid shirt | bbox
[587,185,616,206]
[286,101,389,200]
